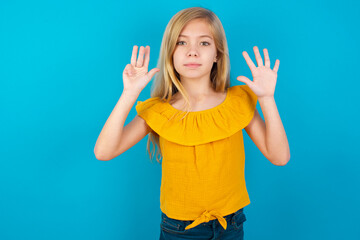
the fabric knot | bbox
[203,211,212,222]
[184,210,228,231]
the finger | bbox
[242,51,257,72]
[136,46,145,68]
[124,64,133,76]
[131,45,138,67]
[273,59,280,73]
[263,48,270,68]
[147,68,160,81]
[237,76,252,86]
[124,65,128,75]
[143,46,150,69]
[253,46,263,67]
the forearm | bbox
[94,90,140,160]
[258,96,290,165]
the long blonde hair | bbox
[146,6,231,164]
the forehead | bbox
[179,19,213,37]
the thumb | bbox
[236,76,252,85]
[147,68,160,81]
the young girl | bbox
[94,6,290,240]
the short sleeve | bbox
[135,97,161,117]
[135,97,165,135]
[232,84,258,128]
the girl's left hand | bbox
[236,46,280,99]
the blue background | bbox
[1,0,359,239]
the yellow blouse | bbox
[135,84,258,231]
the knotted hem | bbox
[184,209,228,231]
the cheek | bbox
[172,52,182,70]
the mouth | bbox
[184,64,201,68]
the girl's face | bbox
[173,18,217,80]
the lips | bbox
[184,63,201,68]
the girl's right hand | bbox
[122,45,160,95]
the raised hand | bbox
[123,45,160,94]
[236,46,280,99]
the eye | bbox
[201,42,210,46]
[176,41,211,46]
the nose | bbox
[187,44,199,57]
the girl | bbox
[94,6,290,240]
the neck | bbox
[179,75,215,100]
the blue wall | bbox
[1,0,359,239]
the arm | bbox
[94,91,140,160]
[244,98,290,166]
[94,45,159,160]
[238,46,290,166]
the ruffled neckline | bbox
[164,87,230,115]
[135,85,258,146]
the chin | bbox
[179,73,205,80]
[178,69,209,78]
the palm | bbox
[124,65,148,90]
[123,45,160,93]
[237,46,280,98]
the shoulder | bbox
[228,84,257,106]
[229,84,255,97]
[135,97,164,114]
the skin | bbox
[239,46,290,166]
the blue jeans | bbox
[159,208,246,240]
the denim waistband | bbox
[161,207,243,224]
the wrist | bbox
[258,95,274,101]
[122,89,140,99]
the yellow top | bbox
[135,85,258,230]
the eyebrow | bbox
[178,34,213,40]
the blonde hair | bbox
[146,6,231,164]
